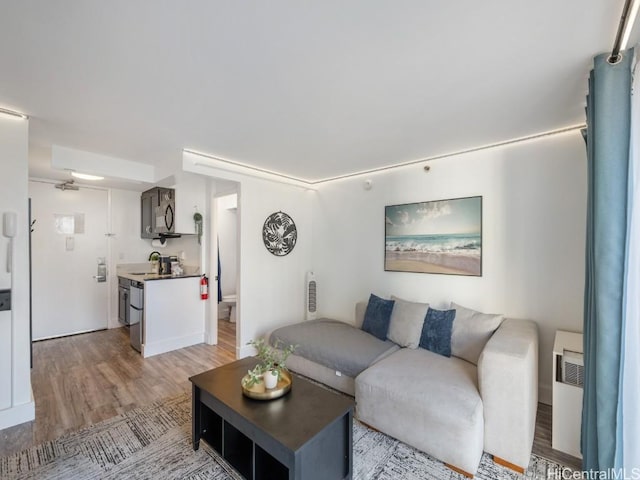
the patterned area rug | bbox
[0,393,568,479]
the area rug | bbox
[0,393,569,479]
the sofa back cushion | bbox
[450,302,504,364]
[418,307,456,357]
[355,301,368,329]
[362,294,395,340]
[387,296,429,349]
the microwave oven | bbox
[141,187,175,238]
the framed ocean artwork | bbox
[385,196,482,276]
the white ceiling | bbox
[0,1,637,188]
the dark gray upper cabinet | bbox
[141,187,175,238]
[141,190,154,238]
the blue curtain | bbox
[582,50,633,471]
[617,47,640,469]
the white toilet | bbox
[221,294,237,323]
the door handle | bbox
[95,262,107,283]
[165,204,174,231]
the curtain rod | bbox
[610,0,636,63]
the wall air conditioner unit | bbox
[561,350,584,388]
[305,271,317,321]
[553,331,583,458]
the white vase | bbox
[263,371,278,389]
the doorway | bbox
[216,193,238,349]
[29,180,109,340]
[208,183,239,357]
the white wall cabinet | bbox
[552,330,583,458]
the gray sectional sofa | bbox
[269,298,538,477]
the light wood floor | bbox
[0,319,581,471]
[0,319,237,458]
[533,403,581,470]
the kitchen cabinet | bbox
[140,187,175,239]
[141,190,154,238]
[142,276,204,358]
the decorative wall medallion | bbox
[262,211,297,256]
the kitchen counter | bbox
[117,272,201,282]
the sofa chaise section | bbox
[270,318,399,395]
[356,347,484,475]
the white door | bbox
[30,181,109,339]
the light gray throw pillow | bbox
[387,296,429,349]
[450,302,504,365]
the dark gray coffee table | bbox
[190,357,354,480]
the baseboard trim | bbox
[358,420,381,433]
[493,456,525,474]
[204,331,216,345]
[142,332,205,358]
[0,397,35,430]
[237,344,254,359]
[445,463,474,478]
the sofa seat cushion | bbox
[270,319,399,378]
[355,348,484,474]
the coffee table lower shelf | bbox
[194,398,294,479]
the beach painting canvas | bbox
[385,196,482,276]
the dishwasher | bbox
[129,280,144,352]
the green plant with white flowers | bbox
[243,338,296,388]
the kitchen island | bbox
[118,271,205,358]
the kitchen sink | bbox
[130,272,151,275]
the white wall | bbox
[184,154,314,357]
[111,189,151,265]
[312,131,587,404]
[172,172,207,235]
[185,134,585,401]
[238,178,313,353]
[0,115,34,429]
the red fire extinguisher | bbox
[200,274,209,300]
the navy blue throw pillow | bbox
[419,307,455,357]
[362,294,395,341]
